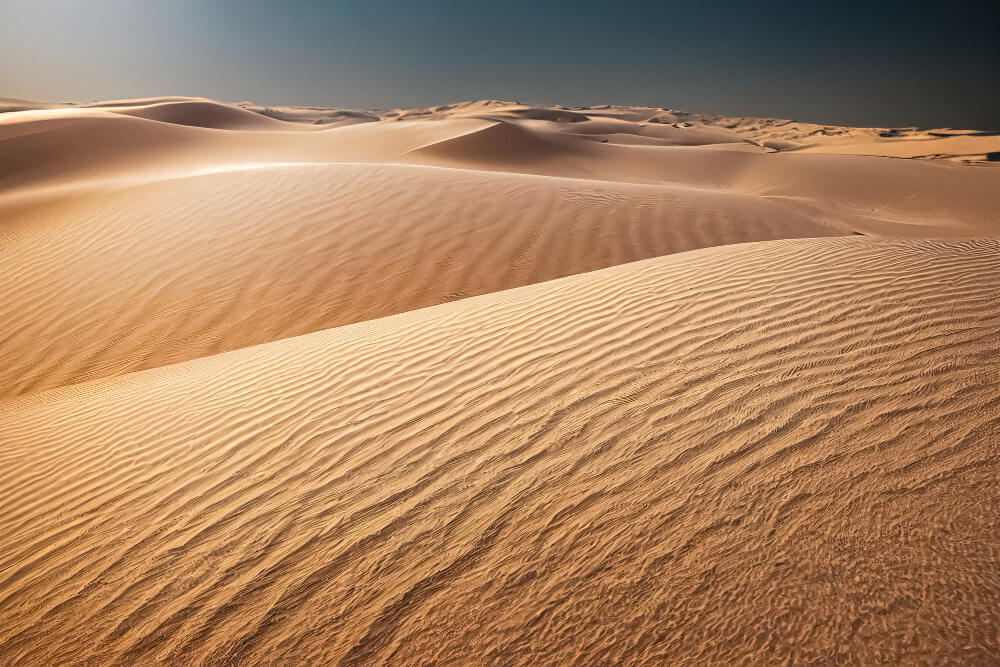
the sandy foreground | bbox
[1,97,999,664]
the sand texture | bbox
[1,98,999,665]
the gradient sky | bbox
[2,0,997,129]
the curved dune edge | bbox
[0,162,847,399]
[110,99,295,130]
[2,104,998,400]
[5,96,997,162]
[2,237,999,664]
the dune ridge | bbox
[0,161,849,398]
[6,96,999,161]
[2,237,999,664]
[2,98,997,399]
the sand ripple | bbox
[2,238,998,664]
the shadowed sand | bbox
[1,97,999,665]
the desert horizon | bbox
[2,1,1000,664]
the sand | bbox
[1,97,999,664]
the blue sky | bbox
[1,0,997,129]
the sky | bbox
[1,0,997,129]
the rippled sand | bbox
[1,98,999,664]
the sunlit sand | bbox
[1,97,998,664]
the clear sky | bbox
[2,0,997,129]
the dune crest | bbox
[1,97,997,400]
[2,238,999,664]
[0,162,846,398]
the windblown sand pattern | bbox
[0,163,847,398]
[1,98,999,665]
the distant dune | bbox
[1,97,999,664]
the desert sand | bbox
[1,97,999,664]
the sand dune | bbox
[236,102,380,127]
[707,115,1000,163]
[109,99,295,130]
[6,98,1000,191]
[19,102,1000,398]
[2,96,1000,664]
[0,162,843,398]
[8,96,999,160]
[3,120,995,396]
[2,238,998,664]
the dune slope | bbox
[0,162,843,398]
[3,100,998,398]
[2,237,998,665]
